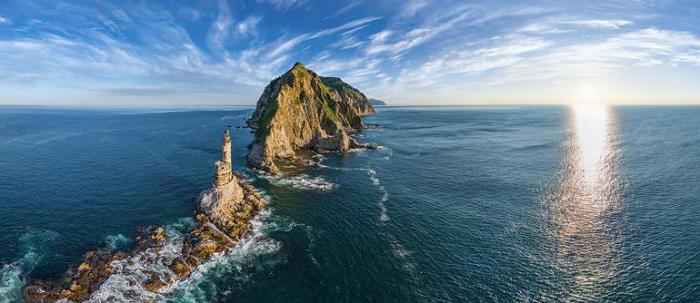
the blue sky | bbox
[1,0,699,106]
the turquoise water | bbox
[0,106,699,302]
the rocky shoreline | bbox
[24,130,266,302]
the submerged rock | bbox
[24,128,267,302]
[247,62,375,173]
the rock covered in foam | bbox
[23,180,267,303]
[24,128,267,302]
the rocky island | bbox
[247,63,376,174]
[24,128,266,302]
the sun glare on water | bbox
[545,102,624,300]
[572,104,610,186]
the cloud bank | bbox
[0,0,699,105]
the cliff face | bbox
[198,173,245,229]
[247,63,375,173]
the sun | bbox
[573,83,604,105]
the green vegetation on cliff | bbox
[247,62,375,173]
[321,77,357,96]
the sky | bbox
[1,0,700,106]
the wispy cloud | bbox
[267,16,381,59]
[257,0,306,11]
[323,1,364,19]
[207,0,233,56]
[395,36,552,88]
[237,16,261,36]
[0,2,272,100]
[491,28,700,84]
[0,0,698,105]
[365,3,549,56]
[397,0,428,19]
[520,17,633,33]
[390,27,700,94]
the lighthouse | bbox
[222,127,232,164]
[214,127,234,186]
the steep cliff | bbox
[247,63,375,173]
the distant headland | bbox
[368,99,387,106]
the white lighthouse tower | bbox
[214,128,233,186]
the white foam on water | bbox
[378,146,393,160]
[0,230,59,303]
[368,169,390,222]
[261,172,337,192]
[86,218,195,302]
[275,174,337,191]
[165,210,291,302]
[103,234,132,252]
[386,234,418,276]
[86,227,185,302]
[0,261,27,303]
[84,209,296,303]
[314,163,390,222]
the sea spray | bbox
[103,234,132,252]
[0,230,59,303]
[367,169,390,222]
[258,171,337,192]
[85,217,197,302]
[87,230,182,301]
[165,210,300,302]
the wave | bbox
[386,234,418,277]
[165,210,295,302]
[378,146,393,160]
[84,210,298,303]
[86,219,195,302]
[318,165,414,275]
[260,172,337,192]
[103,234,132,252]
[313,161,390,222]
[316,164,414,277]
[0,230,60,303]
[367,169,390,222]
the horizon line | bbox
[3,103,700,111]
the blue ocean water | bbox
[0,105,698,302]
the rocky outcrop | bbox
[247,63,375,173]
[24,129,266,303]
[197,177,244,229]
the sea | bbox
[0,105,698,302]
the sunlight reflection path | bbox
[544,104,624,301]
